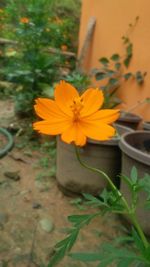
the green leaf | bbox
[143,245,150,261]
[55,236,70,249]
[83,193,107,208]
[107,98,122,109]
[48,245,67,267]
[68,214,91,225]
[113,235,133,246]
[97,258,114,267]
[95,72,106,80]
[70,252,103,262]
[67,229,79,251]
[99,57,109,65]
[123,43,133,67]
[123,55,132,68]
[49,165,56,177]
[68,213,98,228]
[107,69,116,77]
[132,228,145,253]
[124,73,132,80]
[127,43,133,56]
[135,71,144,85]
[100,189,109,203]
[115,62,121,70]
[117,258,134,267]
[145,201,150,210]
[70,198,82,205]
[108,78,119,86]
[111,54,120,61]
[130,166,138,184]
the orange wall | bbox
[78,0,150,120]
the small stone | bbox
[20,190,31,195]
[35,181,44,189]
[4,171,20,181]
[32,202,42,209]
[39,218,54,233]
[14,247,22,254]
[0,212,8,225]
[35,181,50,192]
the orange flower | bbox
[61,45,68,52]
[33,81,120,146]
[20,17,29,24]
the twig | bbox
[76,17,96,71]
[46,47,76,58]
[125,98,149,113]
[0,38,17,45]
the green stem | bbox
[75,146,149,249]
[129,213,149,248]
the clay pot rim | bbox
[119,130,150,166]
[142,121,150,130]
[88,123,134,146]
[118,111,142,123]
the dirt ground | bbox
[0,99,124,267]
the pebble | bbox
[32,202,42,209]
[14,247,22,254]
[39,218,54,233]
[4,171,21,181]
[35,181,45,190]
[20,190,31,195]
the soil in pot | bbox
[56,124,133,196]
[116,111,142,130]
[119,131,150,235]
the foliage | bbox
[64,70,91,91]
[93,17,146,108]
[0,0,81,116]
[48,167,150,267]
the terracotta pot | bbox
[116,111,142,130]
[56,124,133,195]
[119,131,150,234]
[142,121,150,131]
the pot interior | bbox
[124,132,150,154]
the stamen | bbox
[70,96,84,120]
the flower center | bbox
[70,96,84,120]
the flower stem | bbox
[129,213,149,249]
[75,146,149,249]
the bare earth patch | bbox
[0,99,124,267]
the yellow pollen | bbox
[70,97,84,120]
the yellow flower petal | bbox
[34,98,68,120]
[84,109,120,124]
[33,119,70,135]
[61,123,86,146]
[79,120,116,141]
[33,82,119,146]
[80,88,104,117]
[55,81,79,116]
